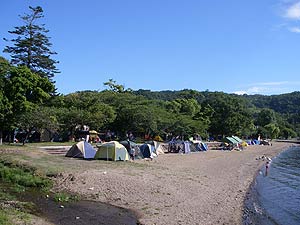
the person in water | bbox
[265,161,270,176]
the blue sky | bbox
[1,0,300,95]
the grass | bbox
[0,209,32,225]
[0,160,52,191]
[0,158,53,224]
[0,210,10,225]
[53,192,80,203]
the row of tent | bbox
[168,140,208,153]
[65,140,164,161]
[222,136,271,146]
[65,135,248,160]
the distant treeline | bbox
[1,56,299,143]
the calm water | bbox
[245,146,300,225]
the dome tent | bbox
[65,141,96,159]
[139,143,157,159]
[95,141,129,161]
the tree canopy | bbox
[3,6,59,82]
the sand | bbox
[52,142,293,225]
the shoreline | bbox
[242,142,299,225]
[50,141,294,225]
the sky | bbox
[1,0,300,95]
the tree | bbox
[0,59,54,144]
[203,92,254,137]
[0,57,11,144]
[255,108,276,127]
[3,6,59,82]
[264,123,280,139]
[103,79,133,93]
[52,91,117,137]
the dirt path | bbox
[50,142,293,225]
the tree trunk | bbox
[0,130,2,145]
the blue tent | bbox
[139,143,156,158]
[65,141,96,159]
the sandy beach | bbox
[49,141,294,225]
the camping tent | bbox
[139,143,157,159]
[95,141,129,161]
[231,136,243,143]
[65,141,96,159]
[145,140,165,155]
[120,140,141,159]
[190,140,208,151]
[120,140,137,152]
[222,137,239,145]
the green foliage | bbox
[41,88,298,140]
[280,127,297,139]
[255,108,276,127]
[0,161,52,191]
[202,92,254,137]
[3,6,59,81]
[0,63,54,134]
[57,91,116,132]
[0,211,10,225]
[53,192,80,203]
[103,79,126,93]
[18,106,60,132]
[264,123,280,139]
[1,67,298,141]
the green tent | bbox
[222,137,239,145]
[232,136,243,143]
[95,141,129,161]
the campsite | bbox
[1,3,300,225]
[0,140,294,225]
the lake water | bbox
[244,145,300,225]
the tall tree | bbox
[3,6,59,82]
[0,57,54,144]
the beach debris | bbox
[88,187,94,190]
[103,171,107,175]
[75,216,80,220]
[60,205,64,208]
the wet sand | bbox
[52,141,293,225]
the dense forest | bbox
[1,6,299,144]
[1,64,299,143]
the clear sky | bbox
[1,0,300,95]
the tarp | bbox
[95,141,129,161]
[222,137,239,145]
[184,141,191,154]
[65,141,96,159]
[231,136,243,143]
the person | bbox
[130,147,135,161]
[265,161,270,176]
